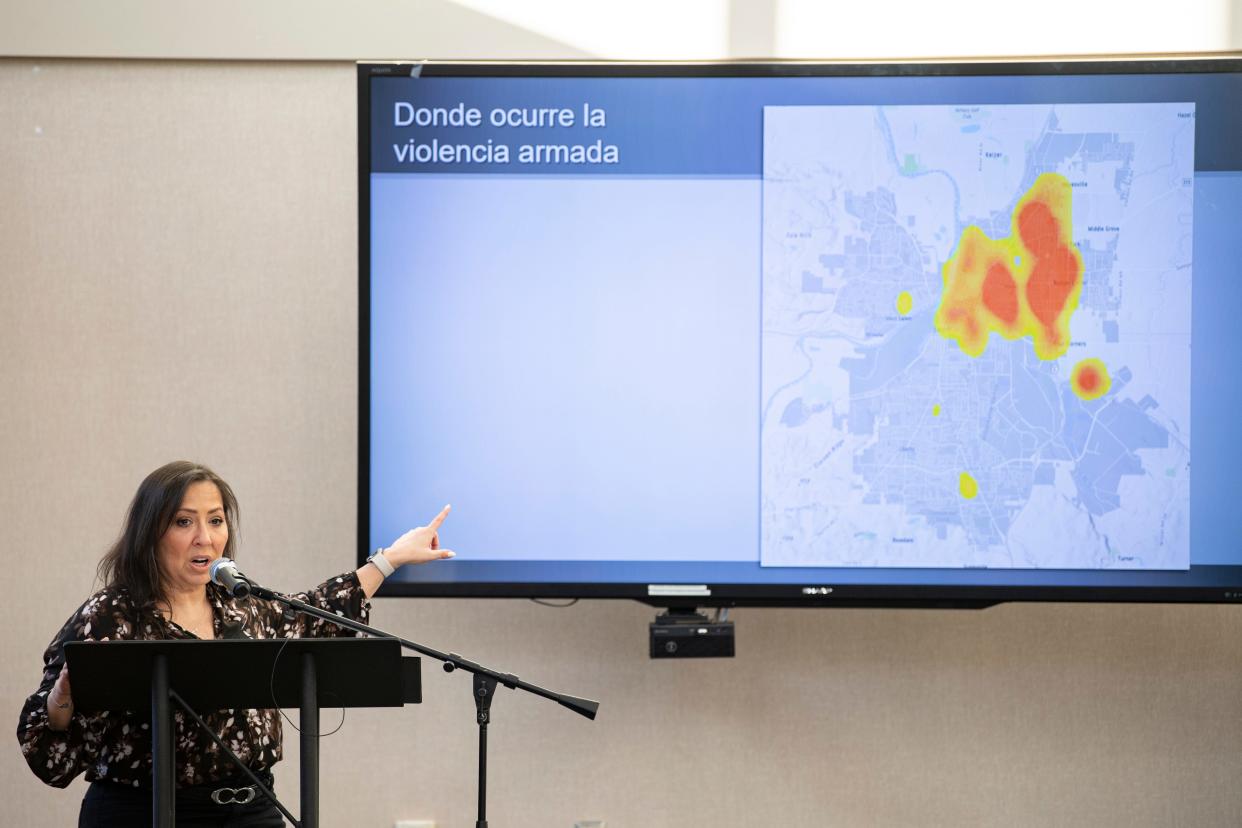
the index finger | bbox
[428,504,451,530]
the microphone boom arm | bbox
[248,584,599,720]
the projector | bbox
[649,612,734,659]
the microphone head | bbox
[208,557,236,583]
[208,557,250,598]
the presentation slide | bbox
[365,68,1242,591]
[760,102,1191,571]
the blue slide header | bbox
[369,72,1242,176]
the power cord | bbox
[530,598,579,608]
[268,635,347,738]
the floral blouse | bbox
[18,572,370,788]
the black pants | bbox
[79,776,284,828]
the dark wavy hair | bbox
[97,461,239,607]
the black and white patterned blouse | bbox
[18,572,370,788]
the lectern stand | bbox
[65,638,420,828]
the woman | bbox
[17,460,453,826]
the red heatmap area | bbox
[935,173,1084,361]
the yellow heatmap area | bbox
[935,173,1084,361]
[959,472,978,500]
[896,291,913,315]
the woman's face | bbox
[156,480,228,597]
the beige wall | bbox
[3,58,1242,828]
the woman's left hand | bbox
[382,505,455,567]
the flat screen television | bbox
[358,56,1242,607]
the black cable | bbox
[267,635,347,738]
[530,597,579,608]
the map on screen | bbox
[760,103,1194,570]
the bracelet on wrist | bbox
[368,548,396,577]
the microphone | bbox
[209,557,252,599]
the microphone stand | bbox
[247,584,599,828]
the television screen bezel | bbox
[357,55,1242,607]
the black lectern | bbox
[65,638,420,828]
